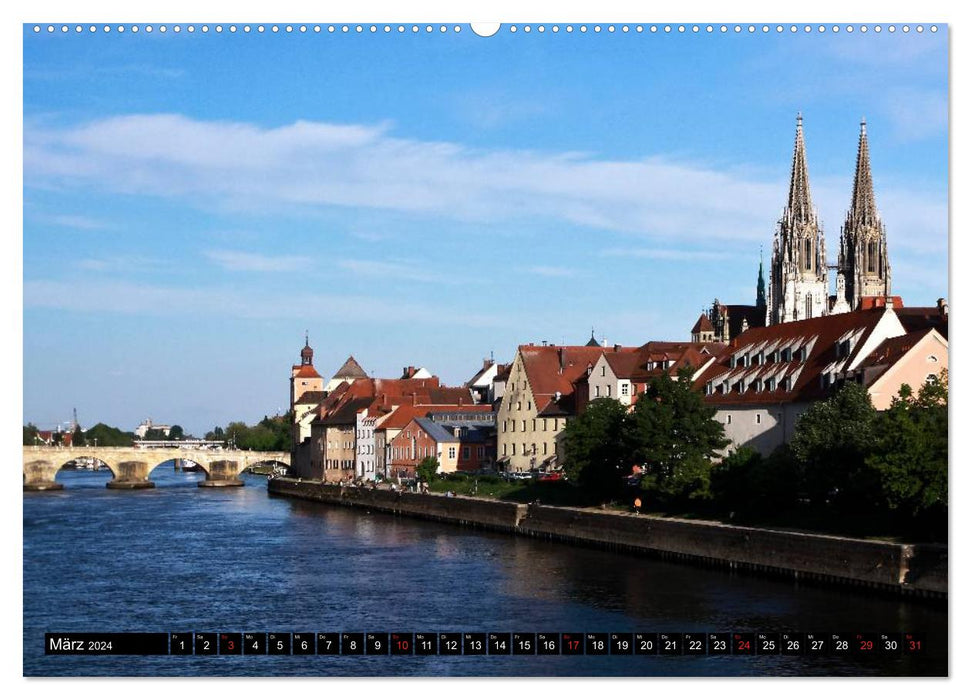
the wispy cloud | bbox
[31,213,110,230]
[206,249,309,272]
[76,255,168,273]
[337,259,442,284]
[350,231,392,243]
[24,278,508,327]
[600,248,741,261]
[24,113,782,244]
[452,88,552,130]
[518,265,576,278]
[24,113,946,257]
[25,63,185,81]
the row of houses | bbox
[289,300,947,481]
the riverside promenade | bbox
[268,477,947,599]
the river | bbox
[23,468,947,676]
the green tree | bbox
[205,426,226,441]
[416,456,439,483]
[866,376,947,533]
[561,397,634,503]
[23,423,39,446]
[789,382,880,511]
[143,428,168,440]
[710,445,800,518]
[630,369,729,502]
[83,423,134,447]
[168,425,184,440]
[71,423,84,447]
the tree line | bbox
[23,414,290,452]
[561,368,947,541]
[204,413,291,451]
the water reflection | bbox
[24,472,946,677]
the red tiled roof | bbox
[293,390,327,406]
[694,308,893,405]
[292,364,322,379]
[860,296,904,310]
[691,313,714,333]
[858,329,933,369]
[378,403,492,431]
[313,376,477,427]
[519,344,630,415]
[895,307,948,339]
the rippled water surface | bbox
[23,469,947,676]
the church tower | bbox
[290,332,323,408]
[767,114,829,325]
[837,119,891,311]
[756,248,767,311]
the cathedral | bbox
[692,115,893,343]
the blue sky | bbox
[22,23,948,435]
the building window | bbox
[543,442,548,455]
[503,443,507,456]
[542,419,547,431]
[449,447,457,459]
[607,385,612,397]
[527,401,531,410]
[517,401,522,411]
[522,420,526,432]
[926,374,938,386]
[512,443,516,455]
[756,413,762,425]
[928,355,939,363]
[601,366,606,376]
[726,414,732,425]
[522,443,527,455]
[532,419,536,431]
[595,385,601,397]
[477,446,484,458]
[511,421,515,432]
[804,239,812,269]
[621,383,629,396]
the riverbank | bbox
[268,477,946,599]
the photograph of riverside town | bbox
[22,23,948,678]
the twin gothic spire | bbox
[767,114,890,325]
[786,113,815,224]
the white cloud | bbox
[32,213,110,230]
[24,114,781,243]
[23,113,946,257]
[600,248,742,261]
[23,278,508,327]
[206,249,309,272]
[337,258,443,283]
[76,255,168,273]
[519,265,575,277]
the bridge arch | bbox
[23,447,291,489]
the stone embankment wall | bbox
[268,477,946,598]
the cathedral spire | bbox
[787,113,814,222]
[756,246,767,309]
[848,118,879,228]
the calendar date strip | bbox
[46,632,925,656]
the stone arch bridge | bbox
[23,446,290,491]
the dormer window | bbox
[798,347,809,362]
[781,348,792,362]
[735,356,745,368]
[766,377,776,391]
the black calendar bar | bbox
[46,633,169,655]
[44,632,926,656]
